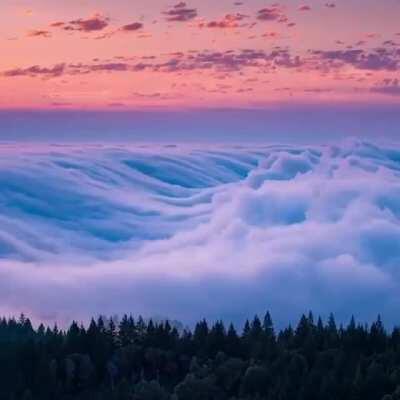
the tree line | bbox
[1,311,400,400]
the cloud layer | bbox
[1,141,400,326]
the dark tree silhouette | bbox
[0,311,399,399]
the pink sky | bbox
[1,0,399,109]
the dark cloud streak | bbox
[198,13,248,29]
[371,79,400,96]
[50,15,109,32]
[27,30,52,38]
[311,48,399,71]
[3,44,399,80]
[121,22,143,31]
[163,2,197,22]
[3,64,66,78]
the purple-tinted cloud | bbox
[262,31,280,39]
[198,13,248,29]
[371,78,400,96]
[1,48,304,78]
[2,64,65,78]
[256,6,284,21]
[121,22,144,31]
[131,91,177,100]
[311,48,399,71]
[298,5,312,11]
[50,15,109,32]
[69,62,130,73]
[159,48,303,72]
[51,101,73,107]
[303,88,333,93]
[163,2,197,22]
[3,43,399,80]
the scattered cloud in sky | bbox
[7,41,400,81]
[310,48,399,71]
[262,32,281,39]
[163,2,198,22]
[27,29,52,38]
[256,5,287,22]
[121,22,144,32]
[198,13,248,29]
[50,14,110,32]
[0,1,399,108]
[3,63,66,78]
[371,78,400,96]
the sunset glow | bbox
[1,0,400,110]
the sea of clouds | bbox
[1,140,400,327]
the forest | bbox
[1,311,400,400]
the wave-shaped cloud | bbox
[1,141,400,326]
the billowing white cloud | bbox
[0,140,400,327]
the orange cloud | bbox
[27,30,51,38]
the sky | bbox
[1,0,400,111]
